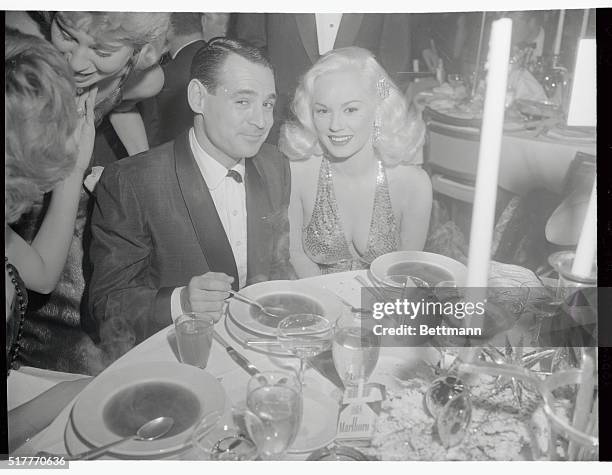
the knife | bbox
[213,331,260,376]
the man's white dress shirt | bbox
[315,13,343,55]
[170,128,248,319]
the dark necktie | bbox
[226,169,243,183]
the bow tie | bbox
[226,169,243,183]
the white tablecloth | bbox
[12,264,541,458]
[12,271,376,457]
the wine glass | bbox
[332,311,380,390]
[277,313,333,385]
[244,371,302,460]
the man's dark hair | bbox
[170,12,203,37]
[190,37,273,92]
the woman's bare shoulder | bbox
[122,65,165,102]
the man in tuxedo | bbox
[88,38,290,362]
[141,13,207,147]
[230,13,413,143]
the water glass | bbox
[174,313,214,368]
[244,371,302,460]
[277,314,333,384]
[332,312,380,388]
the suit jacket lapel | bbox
[295,13,319,64]
[334,13,364,49]
[174,132,239,289]
[245,157,273,283]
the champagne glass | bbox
[277,313,333,385]
[244,371,302,460]
[332,312,380,390]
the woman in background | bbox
[11,12,171,375]
[5,30,95,450]
[280,47,432,277]
[49,11,170,155]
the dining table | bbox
[11,263,585,461]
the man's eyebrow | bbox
[266,93,277,101]
[230,89,258,96]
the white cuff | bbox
[170,286,186,322]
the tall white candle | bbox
[459,18,512,364]
[571,181,597,278]
[465,18,513,288]
[580,9,589,38]
[553,10,566,56]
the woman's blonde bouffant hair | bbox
[5,29,79,224]
[279,46,425,166]
[55,12,171,65]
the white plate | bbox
[71,362,225,457]
[228,280,344,338]
[370,251,467,287]
[65,408,189,460]
[289,386,338,454]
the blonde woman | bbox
[280,47,432,277]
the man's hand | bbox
[180,272,234,322]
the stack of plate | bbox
[66,362,225,459]
[226,280,344,355]
[370,251,467,288]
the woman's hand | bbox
[72,87,97,174]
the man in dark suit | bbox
[88,38,290,362]
[141,13,207,147]
[230,13,413,143]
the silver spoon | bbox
[57,416,174,460]
[227,290,282,319]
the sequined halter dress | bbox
[303,157,400,274]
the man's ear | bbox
[187,79,208,114]
[134,43,162,71]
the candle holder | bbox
[548,251,596,301]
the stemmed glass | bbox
[277,313,333,385]
[332,311,380,391]
[244,371,302,460]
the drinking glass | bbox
[332,312,380,389]
[425,374,472,448]
[277,314,333,385]
[174,313,214,368]
[436,391,472,448]
[244,371,302,460]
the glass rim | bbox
[277,313,332,329]
[175,312,215,326]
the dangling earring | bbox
[376,78,390,100]
[372,113,382,146]
[373,78,389,146]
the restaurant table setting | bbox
[13,250,597,461]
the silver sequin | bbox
[303,157,399,274]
